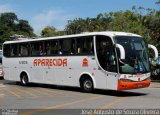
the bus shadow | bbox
[93,89,147,97]
[5,81,147,97]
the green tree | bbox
[108,10,150,40]
[65,6,159,50]
[155,0,160,5]
[0,12,18,26]
[0,12,35,42]
[41,26,58,37]
[146,10,160,49]
[17,19,34,36]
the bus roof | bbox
[3,31,142,44]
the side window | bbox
[44,40,59,55]
[31,42,43,56]
[3,44,10,57]
[60,38,76,55]
[18,43,29,56]
[76,37,94,55]
[10,44,18,57]
[96,35,117,72]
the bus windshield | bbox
[114,36,150,74]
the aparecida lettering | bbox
[33,58,67,67]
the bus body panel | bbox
[106,72,118,90]
[3,55,118,90]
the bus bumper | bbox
[117,79,151,90]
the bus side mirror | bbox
[148,44,158,59]
[115,44,125,60]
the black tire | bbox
[20,73,29,86]
[81,78,93,93]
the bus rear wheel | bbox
[81,78,93,93]
[20,73,29,86]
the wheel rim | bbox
[84,80,92,90]
[22,75,27,85]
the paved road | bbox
[0,79,160,115]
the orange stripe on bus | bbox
[117,79,151,90]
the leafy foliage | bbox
[41,26,57,37]
[0,12,35,42]
[65,4,160,50]
[41,26,66,37]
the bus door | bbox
[96,35,118,90]
[105,48,118,90]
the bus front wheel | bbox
[81,78,93,93]
[20,73,29,86]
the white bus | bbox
[2,31,158,92]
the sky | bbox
[0,0,159,35]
